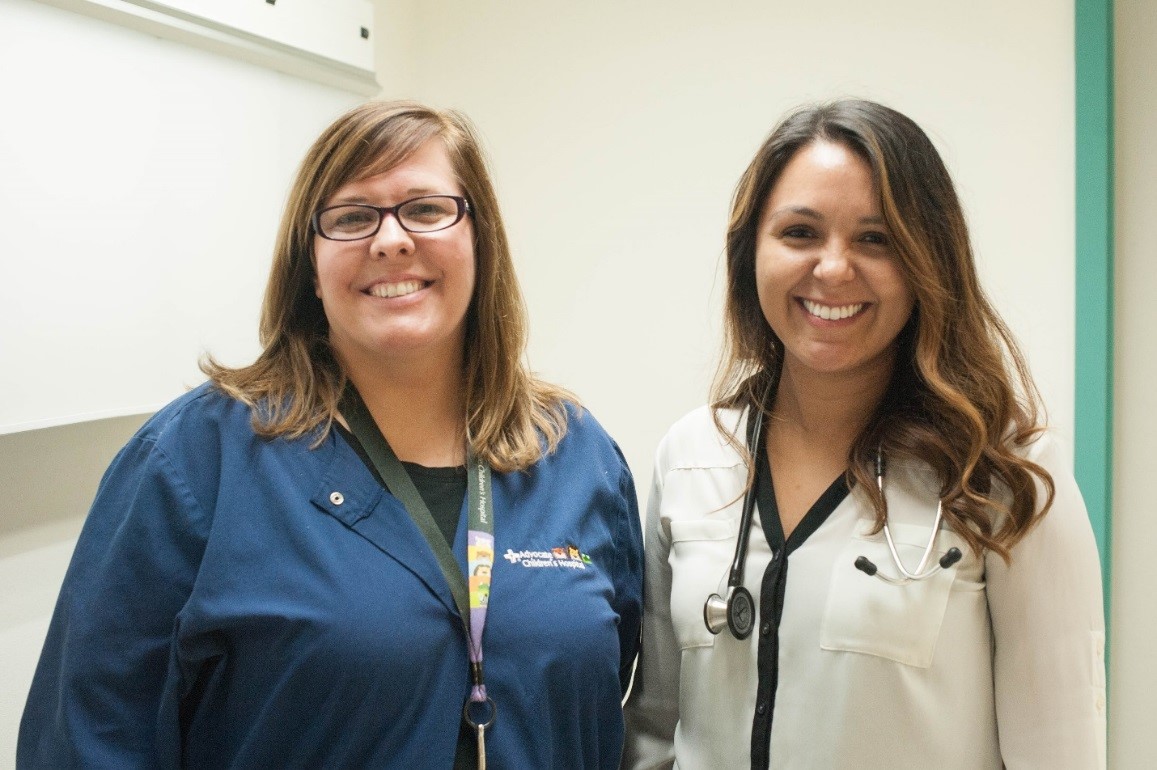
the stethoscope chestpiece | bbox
[703,585,755,639]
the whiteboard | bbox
[0,0,365,433]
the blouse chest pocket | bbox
[819,521,974,668]
[665,517,738,651]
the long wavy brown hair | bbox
[202,101,573,472]
[714,99,1053,560]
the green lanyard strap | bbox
[338,387,496,715]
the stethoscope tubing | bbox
[703,400,766,638]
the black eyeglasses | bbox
[312,195,472,240]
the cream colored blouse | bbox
[622,406,1106,769]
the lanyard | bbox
[339,386,497,767]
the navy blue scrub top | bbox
[18,384,643,768]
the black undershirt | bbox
[334,424,475,767]
[748,422,850,770]
[335,423,468,545]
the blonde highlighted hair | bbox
[715,99,1053,561]
[202,101,573,471]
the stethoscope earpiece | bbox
[854,544,962,585]
[940,547,963,569]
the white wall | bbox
[372,0,1076,504]
[1111,0,1157,763]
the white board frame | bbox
[35,0,379,95]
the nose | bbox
[813,241,855,284]
[369,212,414,259]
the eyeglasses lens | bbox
[319,207,379,239]
[397,197,460,231]
[317,196,463,240]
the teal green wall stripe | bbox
[1074,0,1113,611]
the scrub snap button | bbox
[329,491,345,505]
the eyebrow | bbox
[768,205,822,220]
[767,205,886,225]
[329,187,446,205]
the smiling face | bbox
[313,138,476,373]
[755,140,915,384]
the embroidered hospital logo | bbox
[502,544,591,570]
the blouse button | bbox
[760,622,771,637]
[329,491,345,505]
[756,702,767,715]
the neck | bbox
[770,356,893,453]
[340,347,467,467]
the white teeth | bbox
[802,299,865,321]
[369,280,423,298]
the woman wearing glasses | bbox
[20,101,642,768]
[622,99,1105,768]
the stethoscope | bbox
[703,405,964,639]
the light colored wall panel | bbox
[1111,0,1157,762]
